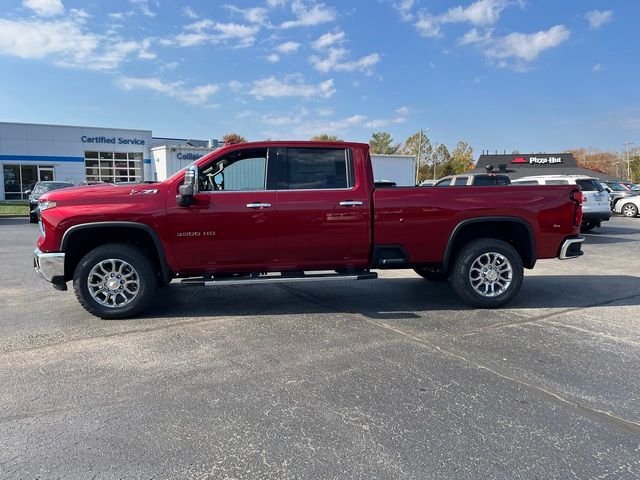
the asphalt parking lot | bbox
[1,217,639,479]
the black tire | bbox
[414,268,449,281]
[29,213,38,223]
[73,243,157,319]
[450,238,524,309]
[580,222,597,233]
[621,203,638,218]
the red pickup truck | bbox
[34,141,585,319]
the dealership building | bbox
[471,152,623,182]
[0,121,227,201]
[0,121,418,201]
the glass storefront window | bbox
[2,164,52,200]
[85,151,143,183]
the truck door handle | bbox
[339,200,364,207]
[246,202,271,209]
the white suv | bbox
[511,175,611,232]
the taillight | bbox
[571,189,583,226]
[571,190,583,204]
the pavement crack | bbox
[448,292,640,340]
[279,283,640,436]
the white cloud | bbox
[276,41,301,53]
[394,0,415,22]
[400,0,519,39]
[293,114,367,136]
[247,77,336,99]
[309,48,380,74]
[592,63,604,72]
[117,77,220,105]
[281,1,335,28]
[183,6,198,19]
[441,0,510,26]
[23,0,64,17]
[167,20,260,48]
[414,12,441,38]
[485,25,570,65]
[129,0,155,17]
[265,53,280,62]
[312,31,345,50]
[364,106,411,128]
[585,10,613,30]
[459,28,493,45]
[225,5,269,23]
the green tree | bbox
[369,132,398,154]
[450,141,474,174]
[433,144,453,178]
[400,131,433,183]
[222,133,247,144]
[310,134,343,141]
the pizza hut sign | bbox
[511,156,563,165]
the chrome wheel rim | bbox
[622,204,636,217]
[469,252,513,297]
[87,259,140,308]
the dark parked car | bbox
[27,181,75,223]
[601,181,638,208]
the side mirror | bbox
[177,165,198,207]
[24,190,32,195]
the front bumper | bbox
[559,236,585,260]
[33,248,67,290]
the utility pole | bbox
[416,129,422,185]
[623,140,634,180]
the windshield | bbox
[605,182,625,191]
[33,182,73,195]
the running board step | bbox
[180,271,378,287]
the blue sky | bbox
[0,0,638,156]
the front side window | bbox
[282,148,351,190]
[545,180,569,185]
[199,148,268,192]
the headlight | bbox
[38,201,57,212]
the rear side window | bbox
[576,179,601,192]
[282,148,352,190]
[473,176,511,186]
[545,180,569,185]
[454,177,468,186]
[512,180,539,185]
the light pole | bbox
[624,140,634,180]
[414,128,430,184]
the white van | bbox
[511,175,611,232]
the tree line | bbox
[220,132,475,183]
[567,147,640,183]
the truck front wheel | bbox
[73,243,157,319]
[450,238,523,308]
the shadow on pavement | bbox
[0,217,30,226]
[143,275,640,319]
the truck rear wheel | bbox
[73,243,157,319]
[450,238,523,308]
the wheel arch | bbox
[442,217,536,272]
[61,222,171,283]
